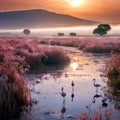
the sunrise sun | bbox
[68,0,85,7]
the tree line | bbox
[23,24,111,36]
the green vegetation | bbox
[23,29,31,35]
[93,24,111,36]
[105,53,120,89]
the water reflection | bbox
[71,81,75,102]
[103,87,120,110]
[114,103,120,110]
[60,86,67,118]
[92,89,108,108]
[26,47,120,120]
[92,94,101,103]
[61,99,66,117]
[70,62,78,70]
[101,94,108,108]
[102,102,108,108]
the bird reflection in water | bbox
[92,88,101,103]
[102,102,108,108]
[92,94,101,103]
[92,91,108,107]
[61,98,66,117]
[71,81,75,102]
[60,87,67,117]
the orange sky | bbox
[0,0,120,23]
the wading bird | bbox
[93,79,101,88]
[61,87,66,98]
[101,97,108,107]
[71,81,75,87]
[101,97,107,103]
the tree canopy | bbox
[93,24,111,36]
[98,24,111,31]
[23,29,31,35]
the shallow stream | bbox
[22,47,120,120]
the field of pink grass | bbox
[0,40,31,119]
[105,53,120,89]
[39,37,120,53]
[39,37,120,86]
[0,36,120,120]
[0,37,70,119]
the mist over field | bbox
[0,25,120,36]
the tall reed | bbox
[105,53,120,89]
[0,40,31,119]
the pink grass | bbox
[105,53,120,89]
[0,39,31,119]
[39,37,120,53]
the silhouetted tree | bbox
[23,29,31,35]
[93,27,107,36]
[93,24,111,36]
[98,24,111,31]
[57,33,65,36]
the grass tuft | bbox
[105,53,120,89]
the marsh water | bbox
[22,47,120,120]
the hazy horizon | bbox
[0,25,120,36]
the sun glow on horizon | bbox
[67,0,85,7]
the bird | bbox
[101,97,108,107]
[71,81,75,87]
[61,87,66,97]
[93,79,101,88]
[101,97,107,103]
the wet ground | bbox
[22,47,120,120]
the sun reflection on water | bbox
[70,62,78,70]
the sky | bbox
[0,0,120,23]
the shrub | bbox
[19,50,45,70]
[57,33,65,36]
[23,29,31,35]
[105,53,120,89]
[41,47,70,66]
[6,38,70,70]
[0,64,31,119]
[70,32,77,36]
[93,24,111,36]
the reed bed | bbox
[0,40,31,119]
[0,36,120,119]
[105,53,120,89]
[0,38,70,119]
[39,37,120,53]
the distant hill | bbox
[0,9,99,29]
